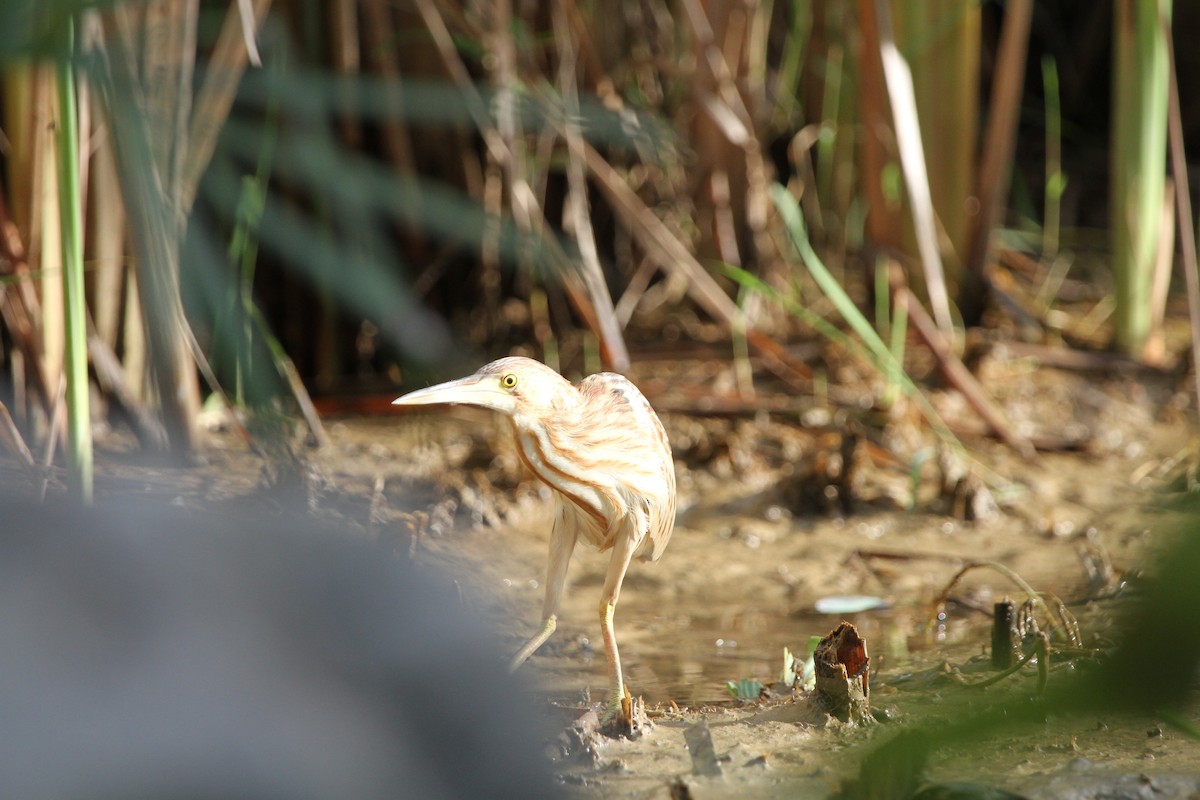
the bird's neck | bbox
[510,395,583,434]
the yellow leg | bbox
[600,600,624,718]
[598,524,638,722]
[509,507,576,674]
[509,615,557,674]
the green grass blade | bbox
[56,16,92,504]
[771,183,896,362]
[759,183,961,450]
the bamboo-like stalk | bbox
[89,117,126,351]
[3,66,35,239]
[895,2,978,271]
[55,17,93,504]
[856,0,902,251]
[95,11,199,454]
[36,67,66,402]
[144,0,196,211]
[122,270,147,400]
[1111,0,1171,357]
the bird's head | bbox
[392,357,574,418]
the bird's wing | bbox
[573,374,677,560]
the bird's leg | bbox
[598,534,637,722]
[508,512,577,674]
[598,600,623,718]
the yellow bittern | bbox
[392,357,676,720]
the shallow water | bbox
[540,606,978,708]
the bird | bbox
[392,356,676,724]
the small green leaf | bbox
[725,678,765,701]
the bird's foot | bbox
[599,685,649,739]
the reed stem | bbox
[55,16,92,504]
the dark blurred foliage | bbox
[0,494,561,799]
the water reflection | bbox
[620,609,981,706]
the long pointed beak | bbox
[392,375,500,409]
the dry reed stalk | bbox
[1146,181,1174,363]
[962,0,1032,326]
[121,271,146,400]
[897,2,979,273]
[0,399,35,468]
[236,0,263,66]
[143,0,196,212]
[4,65,37,251]
[34,67,65,393]
[489,0,530,232]
[613,257,658,329]
[553,3,630,372]
[98,5,200,453]
[87,331,166,450]
[1162,15,1200,414]
[869,0,952,337]
[811,3,847,243]
[855,0,902,249]
[182,0,272,212]
[88,117,126,351]
[894,280,1035,459]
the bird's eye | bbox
[501,373,518,389]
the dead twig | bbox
[0,399,35,468]
[87,330,168,451]
[896,282,1035,459]
[37,378,65,503]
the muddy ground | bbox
[15,348,1200,798]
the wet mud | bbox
[12,354,1200,797]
